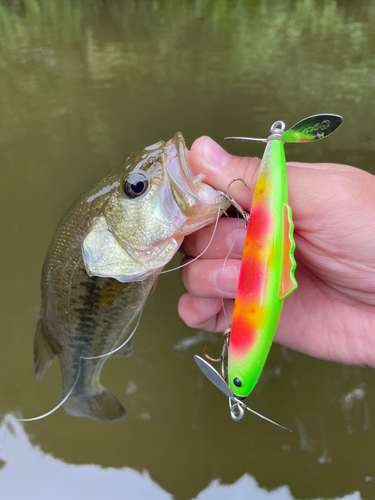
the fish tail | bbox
[63,387,126,422]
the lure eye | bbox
[123,173,149,199]
[233,377,242,388]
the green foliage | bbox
[1,0,375,160]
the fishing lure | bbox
[194,114,343,430]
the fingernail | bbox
[226,228,246,258]
[212,265,239,294]
[203,137,231,167]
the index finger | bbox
[190,136,364,228]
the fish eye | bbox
[123,173,149,199]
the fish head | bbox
[82,132,229,282]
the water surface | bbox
[1,1,375,499]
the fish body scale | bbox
[34,134,229,421]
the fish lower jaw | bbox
[178,206,225,237]
[195,182,224,205]
[114,237,184,281]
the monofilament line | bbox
[159,205,222,275]
[7,310,142,423]
[220,209,241,327]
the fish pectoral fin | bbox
[280,204,298,301]
[33,319,56,381]
[114,338,134,358]
[63,388,126,422]
[92,281,132,310]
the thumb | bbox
[189,136,362,228]
[190,136,260,212]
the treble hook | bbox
[203,345,221,363]
[226,178,251,198]
[203,327,231,380]
[218,178,251,228]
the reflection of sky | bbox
[0,418,361,500]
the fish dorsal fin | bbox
[280,204,298,300]
[34,318,57,381]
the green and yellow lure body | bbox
[228,132,297,398]
[226,115,343,400]
[194,115,343,427]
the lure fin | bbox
[34,319,57,381]
[280,204,298,301]
[63,388,126,421]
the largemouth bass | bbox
[34,132,228,421]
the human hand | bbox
[179,137,375,368]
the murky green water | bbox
[1,1,375,499]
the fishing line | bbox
[1,200,221,439]
[0,198,223,446]
[220,209,241,328]
[82,310,142,360]
[1,310,142,433]
[159,204,222,275]
[17,364,83,423]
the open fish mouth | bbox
[82,132,230,283]
[164,132,228,222]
